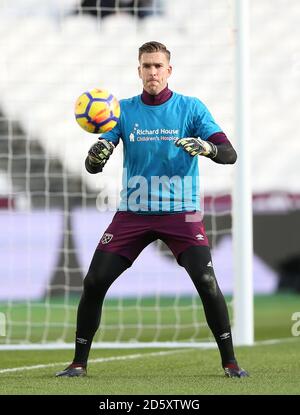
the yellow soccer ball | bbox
[75,88,120,133]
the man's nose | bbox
[149,66,157,75]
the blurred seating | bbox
[0,0,299,199]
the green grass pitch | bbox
[0,293,299,395]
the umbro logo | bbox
[76,337,88,344]
[195,233,204,240]
[207,261,213,267]
[101,233,113,244]
[220,332,231,340]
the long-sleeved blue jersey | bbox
[100,92,222,213]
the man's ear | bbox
[138,66,141,79]
[167,65,173,77]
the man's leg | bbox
[179,245,248,378]
[56,250,130,377]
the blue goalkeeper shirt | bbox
[100,92,222,213]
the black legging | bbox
[76,250,131,341]
[74,246,235,366]
[179,246,234,365]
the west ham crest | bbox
[101,233,114,244]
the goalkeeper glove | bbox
[87,139,115,170]
[175,137,218,158]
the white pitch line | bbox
[254,337,299,346]
[0,349,193,374]
[0,337,298,375]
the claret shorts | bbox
[97,211,209,265]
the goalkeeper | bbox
[56,41,248,379]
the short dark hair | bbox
[138,41,171,62]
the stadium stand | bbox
[0,1,298,199]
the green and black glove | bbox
[86,139,115,173]
[175,137,217,158]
